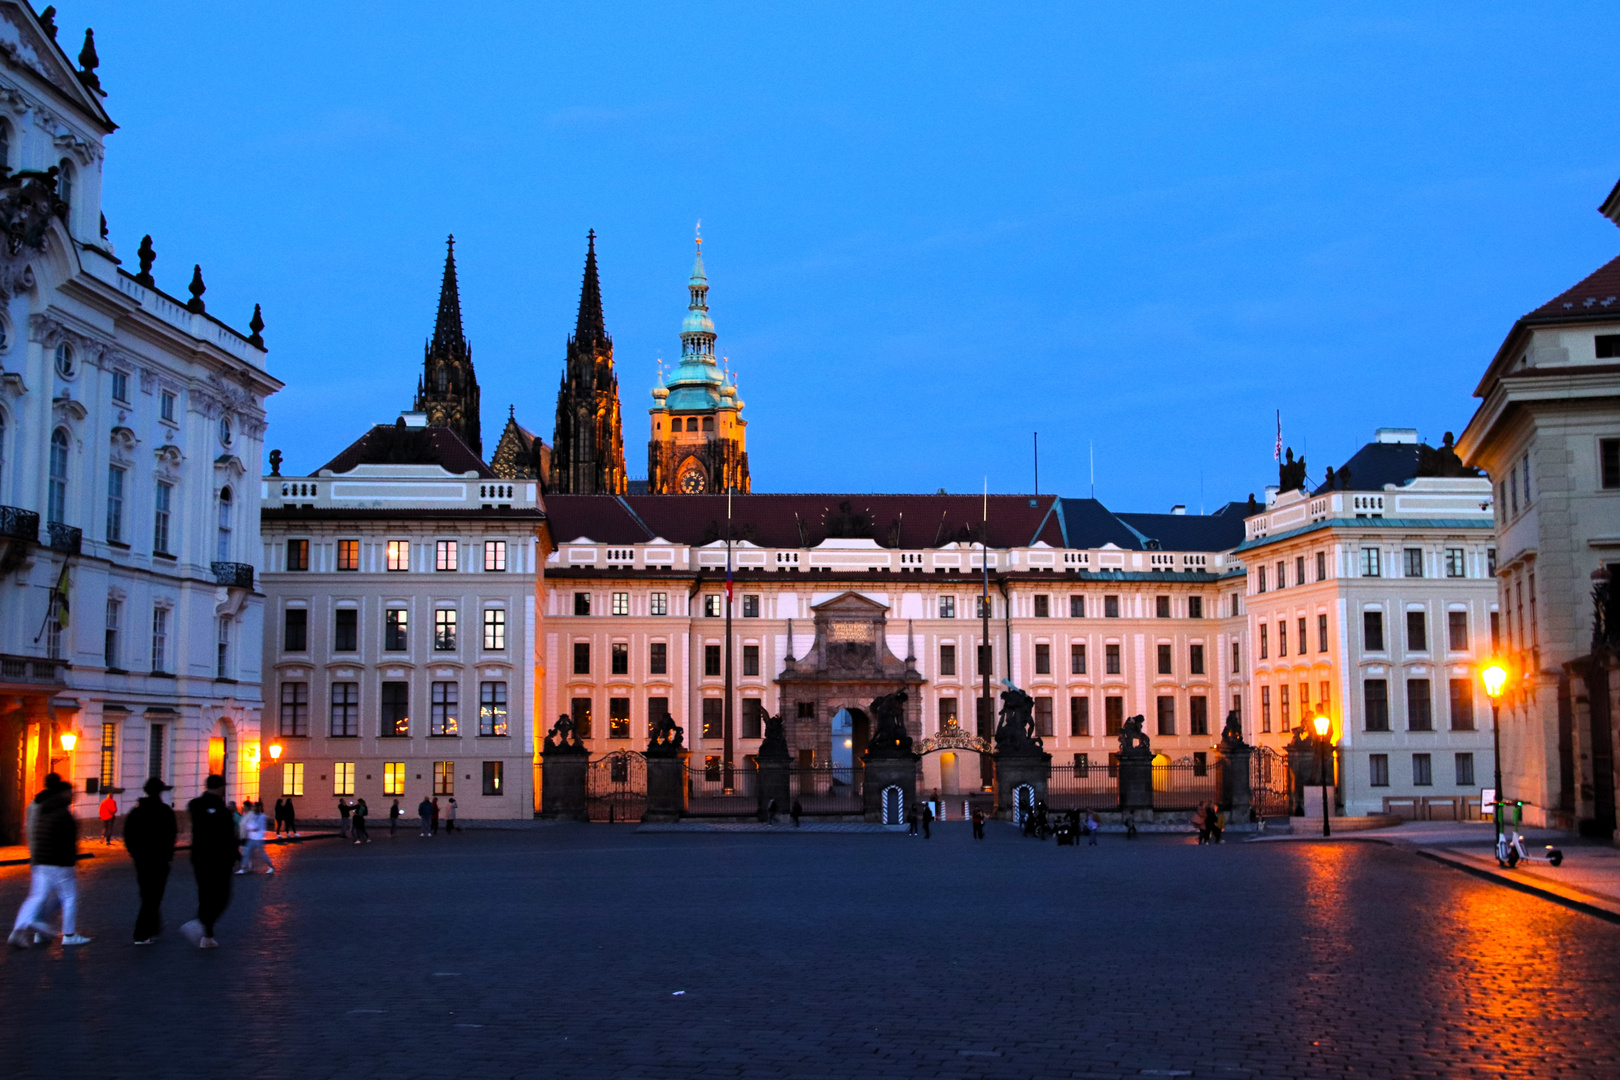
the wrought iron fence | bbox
[1153,759,1219,811]
[788,765,864,815]
[1250,747,1293,818]
[686,759,760,816]
[587,751,646,823]
[211,561,255,589]
[1047,763,1119,810]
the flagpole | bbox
[723,482,734,791]
[981,478,990,755]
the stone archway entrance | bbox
[916,718,993,821]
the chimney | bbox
[1171,504,1186,516]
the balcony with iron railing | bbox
[0,654,69,686]
[0,505,39,543]
[46,522,81,555]
[212,561,255,589]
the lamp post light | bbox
[267,742,283,763]
[1312,714,1331,838]
[1481,661,1509,859]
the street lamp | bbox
[1482,661,1508,860]
[267,743,283,763]
[59,729,77,753]
[1311,714,1331,838]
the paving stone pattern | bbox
[2,824,1618,1079]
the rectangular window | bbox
[938,698,958,731]
[574,592,591,616]
[608,591,630,617]
[337,539,360,571]
[977,596,992,619]
[333,762,355,797]
[106,465,124,542]
[1070,696,1090,736]
[940,643,956,676]
[977,644,992,676]
[1277,621,1287,657]
[1280,684,1290,727]
[1277,561,1286,589]
[1361,548,1381,577]
[1257,566,1267,594]
[1231,642,1241,674]
[435,540,458,571]
[1034,697,1054,737]
[1156,695,1176,736]
[1070,642,1086,675]
[1319,681,1330,714]
[482,761,504,796]
[1298,617,1307,657]
[334,608,358,652]
[1189,643,1204,675]
[387,540,410,571]
[1363,611,1384,651]
[383,762,406,797]
[1455,752,1476,787]
[484,539,506,571]
[1413,753,1433,787]
[704,644,721,677]
[330,682,359,737]
[1364,679,1390,732]
[1403,548,1423,578]
[1070,595,1085,618]
[704,596,722,618]
[1104,696,1124,736]
[570,697,593,739]
[160,390,176,422]
[279,682,309,736]
[1315,551,1326,582]
[1444,549,1465,578]
[1261,685,1272,733]
[1407,679,1432,731]
[1318,614,1329,653]
[435,608,458,650]
[153,481,172,554]
[614,641,633,676]
[608,697,631,740]
[940,596,956,618]
[650,592,668,616]
[1449,678,1474,731]
[1295,556,1305,587]
[111,369,130,402]
[648,697,670,737]
[573,641,591,675]
[483,608,506,650]
[1104,595,1120,618]
[479,682,508,736]
[430,682,459,736]
[384,608,408,651]
[1599,335,1620,359]
[1448,611,1468,652]
[1035,642,1051,675]
[702,698,723,740]
[1369,754,1389,787]
[1188,596,1203,619]
[1034,595,1050,618]
[433,761,454,796]
[1600,438,1620,489]
[1156,643,1172,675]
[284,608,308,652]
[102,599,121,670]
[1189,695,1209,736]
[1259,624,1268,659]
[1155,596,1170,618]
[282,761,304,798]
[650,641,667,675]
[381,681,410,737]
[1407,610,1427,652]
[742,698,764,739]
[742,644,760,677]
[799,701,816,720]
[704,755,723,782]
[743,594,760,618]
[151,608,168,672]
[286,538,309,571]
[1105,643,1121,675]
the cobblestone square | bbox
[4,825,1620,1079]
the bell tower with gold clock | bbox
[647,229,750,495]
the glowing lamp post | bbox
[1311,714,1332,838]
[59,729,78,753]
[1482,662,1508,855]
[267,743,283,763]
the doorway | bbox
[940,751,960,795]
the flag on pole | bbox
[1274,410,1283,462]
[52,562,71,630]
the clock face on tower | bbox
[679,468,708,494]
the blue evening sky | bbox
[68,2,1619,512]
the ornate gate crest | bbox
[916,718,991,756]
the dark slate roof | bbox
[1051,498,1143,550]
[1521,253,1620,325]
[318,424,495,478]
[1310,439,1480,496]
[543,494,1065,549]
[1050,498,1247,553]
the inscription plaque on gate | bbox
[829,622,873,642]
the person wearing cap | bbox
[123,776,178,944]
[182,774,238,949]
[8,774,91,948]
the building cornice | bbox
[1233,517,1495,555]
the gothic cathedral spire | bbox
[413,235,483,456]
[550,231,627,494]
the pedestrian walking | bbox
[445,797,457,834]
[765,798,779,825]
[352,798,370,843]
[431,797,441,835]
[921,802,933,839]
[284,797,298,837]
[271,797,284,836]
[1124,809,1138,839]
[123,777,176,944]
[971,809,985,840]
[8,774,91,948]
[389,799,401,836]
[790,799,802,827]
[237,802,275,873]
[181,774,238,949]
[906,806,919,836]
[99,789,118,845]
[1086,810,1100,845]
[1210,807,1225,844]
[337,797,352,838]
[1193,804,1209,845]
[418,796,433,837]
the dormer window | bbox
[1596,334,1620,359]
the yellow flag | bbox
[53,563,70,631]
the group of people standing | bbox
[1193,803,1226,844]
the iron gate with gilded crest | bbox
[587,751,647,823]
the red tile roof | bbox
[1521,253,1620,324]
[319,424,495,478]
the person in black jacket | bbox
[182,775,238,949]
[7,774,90,948]
[123,777,177,944]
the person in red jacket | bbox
[98,790,118,845]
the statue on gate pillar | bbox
[864,690,914,758]
[993,684,1044,756]
[543,714,589,756]
[646,714,685,758]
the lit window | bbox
[387,539,410,571]
[484,540,506,571]
[333,762,355,797]
[612,592,629,616]
[479,682,508,736]
[650,592,668,616]
[436,540,458,571]
[282,762,304,797]
[482,761,504,796]
[337,539,360,571]
[483,608,506,650]
[383,762,406,796]
[433,761,454,795]
[431,682,459,736]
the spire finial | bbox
[77,28,101,93]
[135,234,155,287]
[248,303,265,349]
[186,264,206,313]
[430,234,465,353]
[574,230,607,346]
[695,219,701,248]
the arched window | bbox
[218,415,232,447]
[54,342,74,377]
[217,487,233,561]
[685,417,698,432]
[47,428,68,524]
[57,159,73,208]
[436,366,448,393]
[702,417,715,433]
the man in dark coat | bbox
[123,777,177,944]
[184,774,237,949]
[8,774,90,947]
